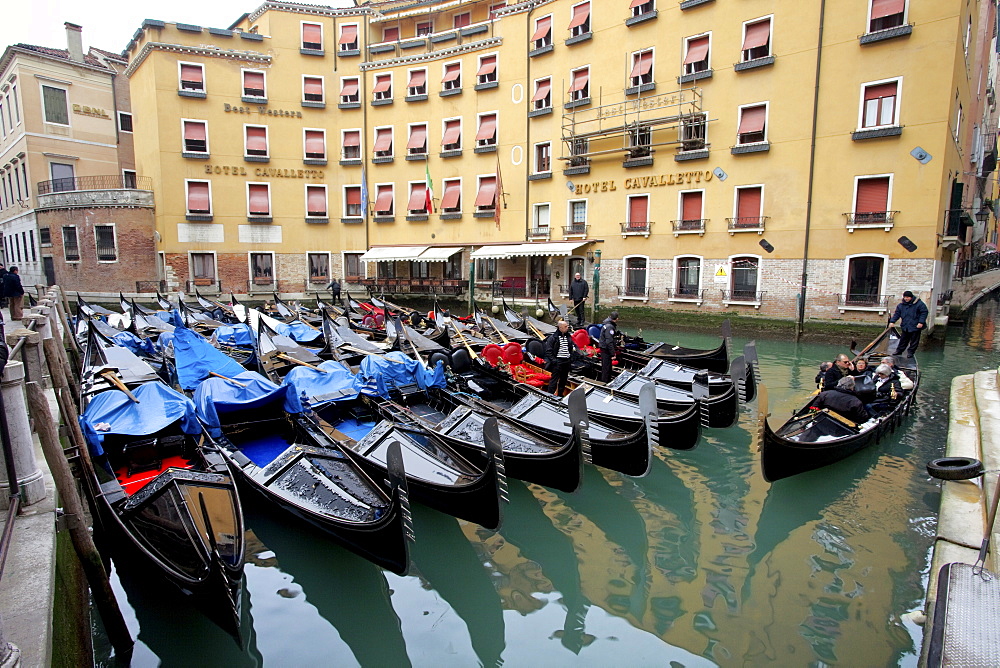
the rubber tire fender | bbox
[926,457,984,481]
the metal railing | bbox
[726,216,768,231]
[953,252,1000,279]
[838,293,892,309]
[492,278,549,299]
[528,227,550,238]
[843,211,899,226]
[617,285,649,298]
[360,277,465,295]
[37,174,153,195]
[135,280,167,293]
[563,223,589,237]
[943,209,974,238]
[667,288,705,300]
[721,289,766,302]
[621,221,652,234]
[671,218,706,233]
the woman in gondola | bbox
[865,364,903,416]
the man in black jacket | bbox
[811,375,870,424]
[889,290,928,358]
[568,272,589,326]
[821,354,854,391]
[598,311,619,382]
[3,266,24,321]
[543,319,579,396]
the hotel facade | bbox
[122,0,996,325]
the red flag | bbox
[494,156,503,230]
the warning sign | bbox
[714,264,729,283]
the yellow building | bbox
[125,0,994,325]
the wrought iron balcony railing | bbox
[37,174,152,194]
[671,218,706,234]
[838,293,891,309]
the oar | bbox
[484,314,509,344]
[853,324,894,361]
[99,370,139,403]
[525,318,546,340]
[449,321,480,360]
[277,353,329,372]
[209,371,247,387]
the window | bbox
[869,0,906,32]
[737,104,767,144]
[185,180,212,215]
[340,77,360,104]
[442,118,462,150]
[569,137,589,165]
[627,195,649,231]
[373,127,393,158]
[95,225,117,262]
[339,24,358,51]
[416,21,433,36]
[183,120,208,154]
[861,80,899,128]
[251,253,274,284]
[441,179,461,212]
[965,16,971,59]
[242,70,266,99]
[730,256,760,301]
[123,170,137,188]
[373,74,392,101]
[344,186,363,217]
[532,78,552,110]
[191,253,215,284]
[476,113,497,147]
[675,257,701,296]
[118,112,133,133]
[454,13,471,29]
[29,230,36,262]
[679,191,703,230]
[533,203,550,233]
[475,176,498,212]
[308,253,330,283]
[570,67,589,101]
[630,50,653,87]
[477,55,498,85]
[853,175,892,223]
[302,22,323,51]
[374,184,394,216]
[303,76,325,103]
[681,113,707,149]
[342,130,361,159]
[683,35,710,75]
[569,200,587,233]
[442,63,461,90]
[475,257,497,281]
[489,2,506,18]
[408,124,428,156]
[741,18,771,62]
[408,69,427,96]
[535,142,551,173]
[50,163,75,193]
[629,125,651,156]
[532,16,552,49]
[444,255,462,280]
[306,185,328,218]
[304,129,326,160]
[845,255,885,306]
[631,0,654,17]
[244,125,269,158]
[624,256,648,297]
[734,186,763,228]
[247,183,271,217]
[408,182,429,214]
[39,228,51,246]
[345,252,363,280]
[41,85,68,125]
[179,63,205,92]
[569,2,591,37]
[382,26,399,42]
[954,99,962,140]
[62,226,79,262]
[11,84,19,125]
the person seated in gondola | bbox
[864,364,903,417]
[811,375,870,425]
[821,354,854,391]
[814,361,832,389]
[878,356,915,391]
[851,358,873,380]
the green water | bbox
[95,297,1000,667]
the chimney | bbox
[65,22,83,63]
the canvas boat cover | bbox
[80,382,201,456]
[281,361,361,405]
[194,370,303,438]
[171,324,248,390]
[213,323,253,347]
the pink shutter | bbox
[339,24,357,44]
[304,77,323,96]
[569,69,589,91]
[305,130,325,156]
[340,79,359,96]
[307,187,327,216]
[742,21,771,50]
[475,177,497,207]
[682,192,702,221]
[864,82,898,101]
[372,76,392,93]
[244,71,264,91]
[375,186,393,213]
[630,51,653,77]
[187,182,209,212]
[407,125,427,149]
[441,121,461,145]
[737,187,762,220]
[629,0,648,7]
[531,17,551,41]
[856,178,890,213]
[184,121,206,141]
[408,70,426,88]
[343,130,360,147]
[477,56,497,77]
[738,106,766,134]
[383,26,399,42]
[408,184,427,211]
[568,3,590,29]
[373,129,392,152]
[346,187,361,206]
[302,23,322,45]
[476,115,497,141]
[441,181,461,209]
[180,64,203,83]
[683,37,709,65]
[871,0,905,19]
[629,196,648,224]
[442,64,461,83]
[248,184,270,215]
[532,79,551,101]
[246,126,267,152]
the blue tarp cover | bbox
[111,331,157,357]
[172,325,248,391]
[194,371,303,438]
[214,324,253,347]
[355,352,446,398]
[80,382,201,456]
[275,320,321,343]
[282,361,360,405]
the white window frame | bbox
[531,202,551,237]
[302,75,326,104]
[442,116,462,150]
[676,189,706,236]
[441,177,462,213]
[249,251,276,285]
[671,255,704,304]
[185,179,213,216]
[683,32,712,76]
[122,169,137,188]
[477,52,499,85]
[850,172,895,230]
[630,48,654,88]
[866,0,909,33]
[570,66,590,101]
[307,251,332,284]
[339,22,359,51]
[62,225,80,263]
[189,251,218,284]
[570,1,591,37]
[625,193,651,237]
[373,182,395,216]
[736,101,769,145]
[533,76,552,110]
[342,184,363,218]
[731,184,765,233]
[177,61,205,93]
[741,15,773,62]
[840,253,890,314]
[533,141,552,174]
[725,253,763,307]
[341,128,362,160]
[118,111,133,133]
[40,83,70,126]
[303,127,327,161]
[305,183,329,219]
[373,125,394,158]
[245,181,272,217]
[94,223,118,264]
[244,123,269,159]
[373,73,393,101]
[407,67,428,96]
[301,21,324,51]
[340,76,360,104]
[442,61,462,91]
[621,254,650,301]
[567,198,588,236]
[857,77,902,130]
[476,111,498,148]
[241,68,267,100]
[181,118,209,155]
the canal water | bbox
[95,296,1000,667]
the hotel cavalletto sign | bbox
[572,170,715,195]
[203,165,325,180]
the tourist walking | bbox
[889,291,928,358]
[568,272,589,326]
[327,277,342,305]
[3,266,24,321]
[598,311,620,383]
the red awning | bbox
[304,77,323,96]
[374,186,394,214]
[683,37,709,65]
[342,130,360,147]
[302,23,322,44]
[372,76,392,93]
[408,184,427,211]
[407,125,427,149]
[477,56,497,77]
[248,184,270,215]
[441,121,461,146]
[187,182,209,211]
[407,70,426,88]
[630,51,653,78]
[568,2,590,29]
[373,129,393,152]
[340,79,358,96]
[346,187,362,206]
[742,20,770,50]
[183,121,206,140]
[441,181,461,209]
[475,177,497,207]
[244,71,264,89]
[180,64,203,83]
[339,24,357,44]
[531,16,551,41]
[864,82,898,100]
[569,69,589,92]
[305,130,325,155]
[871,0,905,20]
[629,0,648,7]
[307,187,327,215]
[245,126,267,152]
[442,64,461,83]
[531,79,551,101]
[476,115,497,141]
[737,106,766,134]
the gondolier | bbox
[889,290,927,358]
[568,272,589,326]
[544,319,580,396]
[326,277,342,305]
[598,311,619,383]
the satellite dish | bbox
[713,168,728,181]
[910,147,932,164]
[566,181,575,192]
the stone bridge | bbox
[950,268,1000,313]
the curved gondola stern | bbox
[742,341,760,403]
[692,370,712,430]
[635,382,656,477]
[482,417,508,531]
[384,441,414,575]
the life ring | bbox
[926,457,984,481]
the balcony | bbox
[528,227,550,240]
[36,175,154,210]
[726,216,767,234]
[721,289,765,308]
[941,209,973,249]
[844,210,898,232]
[621,221,652,237]
[838,293,892,313]
[563,223,589,238]
[617,285,649,299]
[671,218,706,236]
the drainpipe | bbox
[592,250,601,321]
[797,0,827,340]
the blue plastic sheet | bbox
[194,371,303,438]
[80,382,201,456]
[111,331,158,357]
[275,320,322,343]
[282,361,359,405]
[214,324,253,347]
[355,351,446,398]
[172,325,248,390]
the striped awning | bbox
[359,246,428,263]
[417,247,463,262]
[470,241,587,260]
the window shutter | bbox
[442,64,461,83]
[568,3,590,29]
[407,125,427,149]
[408,184,427,211]
[304,77,323,96]
[864,82,897,101]
[855,178,890,213]
[629,196,648,224]
[372,76,392,93]
[184,121,206,141]
[738,106,766,134]
[477,56,497,77]
[375,186,394,213]
[383,27,399,41]
[340,79,359,96]
[476,115,497,141]
[248,184,270,215]
[531,17,551,41]
[307,187,327,215]
[244,71,265,90]
[407,70,426,88]
[343,130,360,148]
[682,192,703,221]
[441,181,461,209]
[180,64,203,83]
[441,121,462,145]
[339,25,358,44]
[475,177,498,206]
[683,37,710,65]
[569,69,589,91]
[305,130,325,156]
[871,0,905,20]
[630,51,653,78]
[737,187,762,220]
[532,80,551,101]
[346,188,362,206]
[373,129,393,152]
[245,126,267,152]
[742,21,771,50]
[187,182,210,212]
[302,23,322,44]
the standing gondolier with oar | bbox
[568,272,588,326]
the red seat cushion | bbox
[482,344,503,366]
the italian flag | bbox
[425,161,435,213]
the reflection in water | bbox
[96,294,1000,666]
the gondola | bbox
[156,290,173,311]
[76,293,115,317]
[78,323,245,635]
[120,292,155,316]
[616,320,732,374]
[759,327,919,482]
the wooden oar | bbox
[99,370,139,403]
[277,353,328,372]
[525,319,546,340]
[820,408,858,429]
[484,314,509,344]
[209,371,246,387]
[852,324,894,361]
[450,322,480,360]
